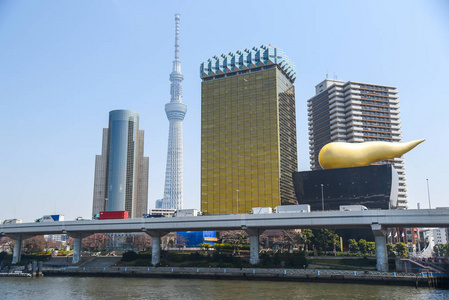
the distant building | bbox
[44,234,69,244]
[155,199,163,209]
[200,45,298,214]
[433,228,448,245]
[92,110,149,218]
[307,79,407,208]
[147,208,176,217]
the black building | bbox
[292,165,398,211]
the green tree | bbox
[444,243,449,257]
[301,229,314,251]
[348,239,358,253]
[367,242,376,255]
[314,229,339,252]
[358,239,368,254]
[387,243,395,257]
[433,243,449,257]
[395,242,408,258]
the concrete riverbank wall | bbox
[42,266,447,288]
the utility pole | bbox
[236,189,239,214]
[321,184,324,211]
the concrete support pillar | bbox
[37,261,43,277]
[72,237,82,264]
[152,236,161,266]
[245,229,263,265]
[12,237,23,264]
[146,231,168,266]
[372,224,388,272]
[67,232,92,265]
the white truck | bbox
[174,209,201,217]
[339,205,368,211]
[274,204,310,213]
[35,214,65,222]
[251,207,273,214]
[3,219,22,224]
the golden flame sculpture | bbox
[318,139,425,170]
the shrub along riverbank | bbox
[120,250,308,269]
[119,250,396,271]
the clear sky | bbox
[0,0,448,222]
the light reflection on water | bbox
[0,277,448,300]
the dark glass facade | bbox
[107,110,138,212]
[292,164,398,211]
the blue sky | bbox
[0,0,448,222]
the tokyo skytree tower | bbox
[162,14,186,210]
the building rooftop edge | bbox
[316,78,397,89]
[200,44,296,82]
[109,109,140,115]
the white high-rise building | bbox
[307,79,407,208]
[162,14,186,210]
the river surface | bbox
[1,277,448,299]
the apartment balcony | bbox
[345,114,363,122]
[330,128,346,135]
[329,107,345,115]
[347,131,364,139]
[329,96,345,106]
[348,137,365,143]
[390,123,401,129]
[345,93,362,100]
[388,90,399,96]
[389,103,400,109]
[329,118,345,125]
[329,101,343,110]
[330,122,346,130]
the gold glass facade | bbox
[201,67,297,215]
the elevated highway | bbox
[2,209,449,271]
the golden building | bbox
[200,45,298,215]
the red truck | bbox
[99,211,129,220]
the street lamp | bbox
[321,184,324,211]
[236,190,239,214]
[426,179,431,209]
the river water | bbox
[1,277,448,299]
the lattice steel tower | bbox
[162,14,186,210]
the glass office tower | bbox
[200,45,298,215]
[92,110,149,218]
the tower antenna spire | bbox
[174,13,180,61]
